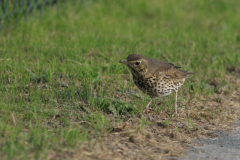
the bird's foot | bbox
[143,108,149,114]
[172,111,177,117]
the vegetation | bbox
[0,0,240,159]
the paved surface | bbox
[177,121,240,160]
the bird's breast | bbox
[132,74,186,97]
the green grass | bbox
[0,0,240,159]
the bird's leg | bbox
[172,90,178,116]
[143,99,152,114]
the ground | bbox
[0,0,240,159]
[178,121,240,160]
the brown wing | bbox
[165,66,194,79]
[147,58,194,79]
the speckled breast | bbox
[132,74,185,98]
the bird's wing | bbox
[148,59,194,79]
[164,66,193,79]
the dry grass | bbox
[44,73,240,160]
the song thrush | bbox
[119,54,194,116]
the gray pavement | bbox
[171,121,240,160]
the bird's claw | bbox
[143,108,149,114]
[172,111,177,117]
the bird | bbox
[119,54,194,116]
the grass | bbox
[0,0,240,159]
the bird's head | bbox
[119,54,148,76]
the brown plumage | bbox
[119,54,194,116]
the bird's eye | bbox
[135,62,140,65]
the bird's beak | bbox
[119,59,128,64]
